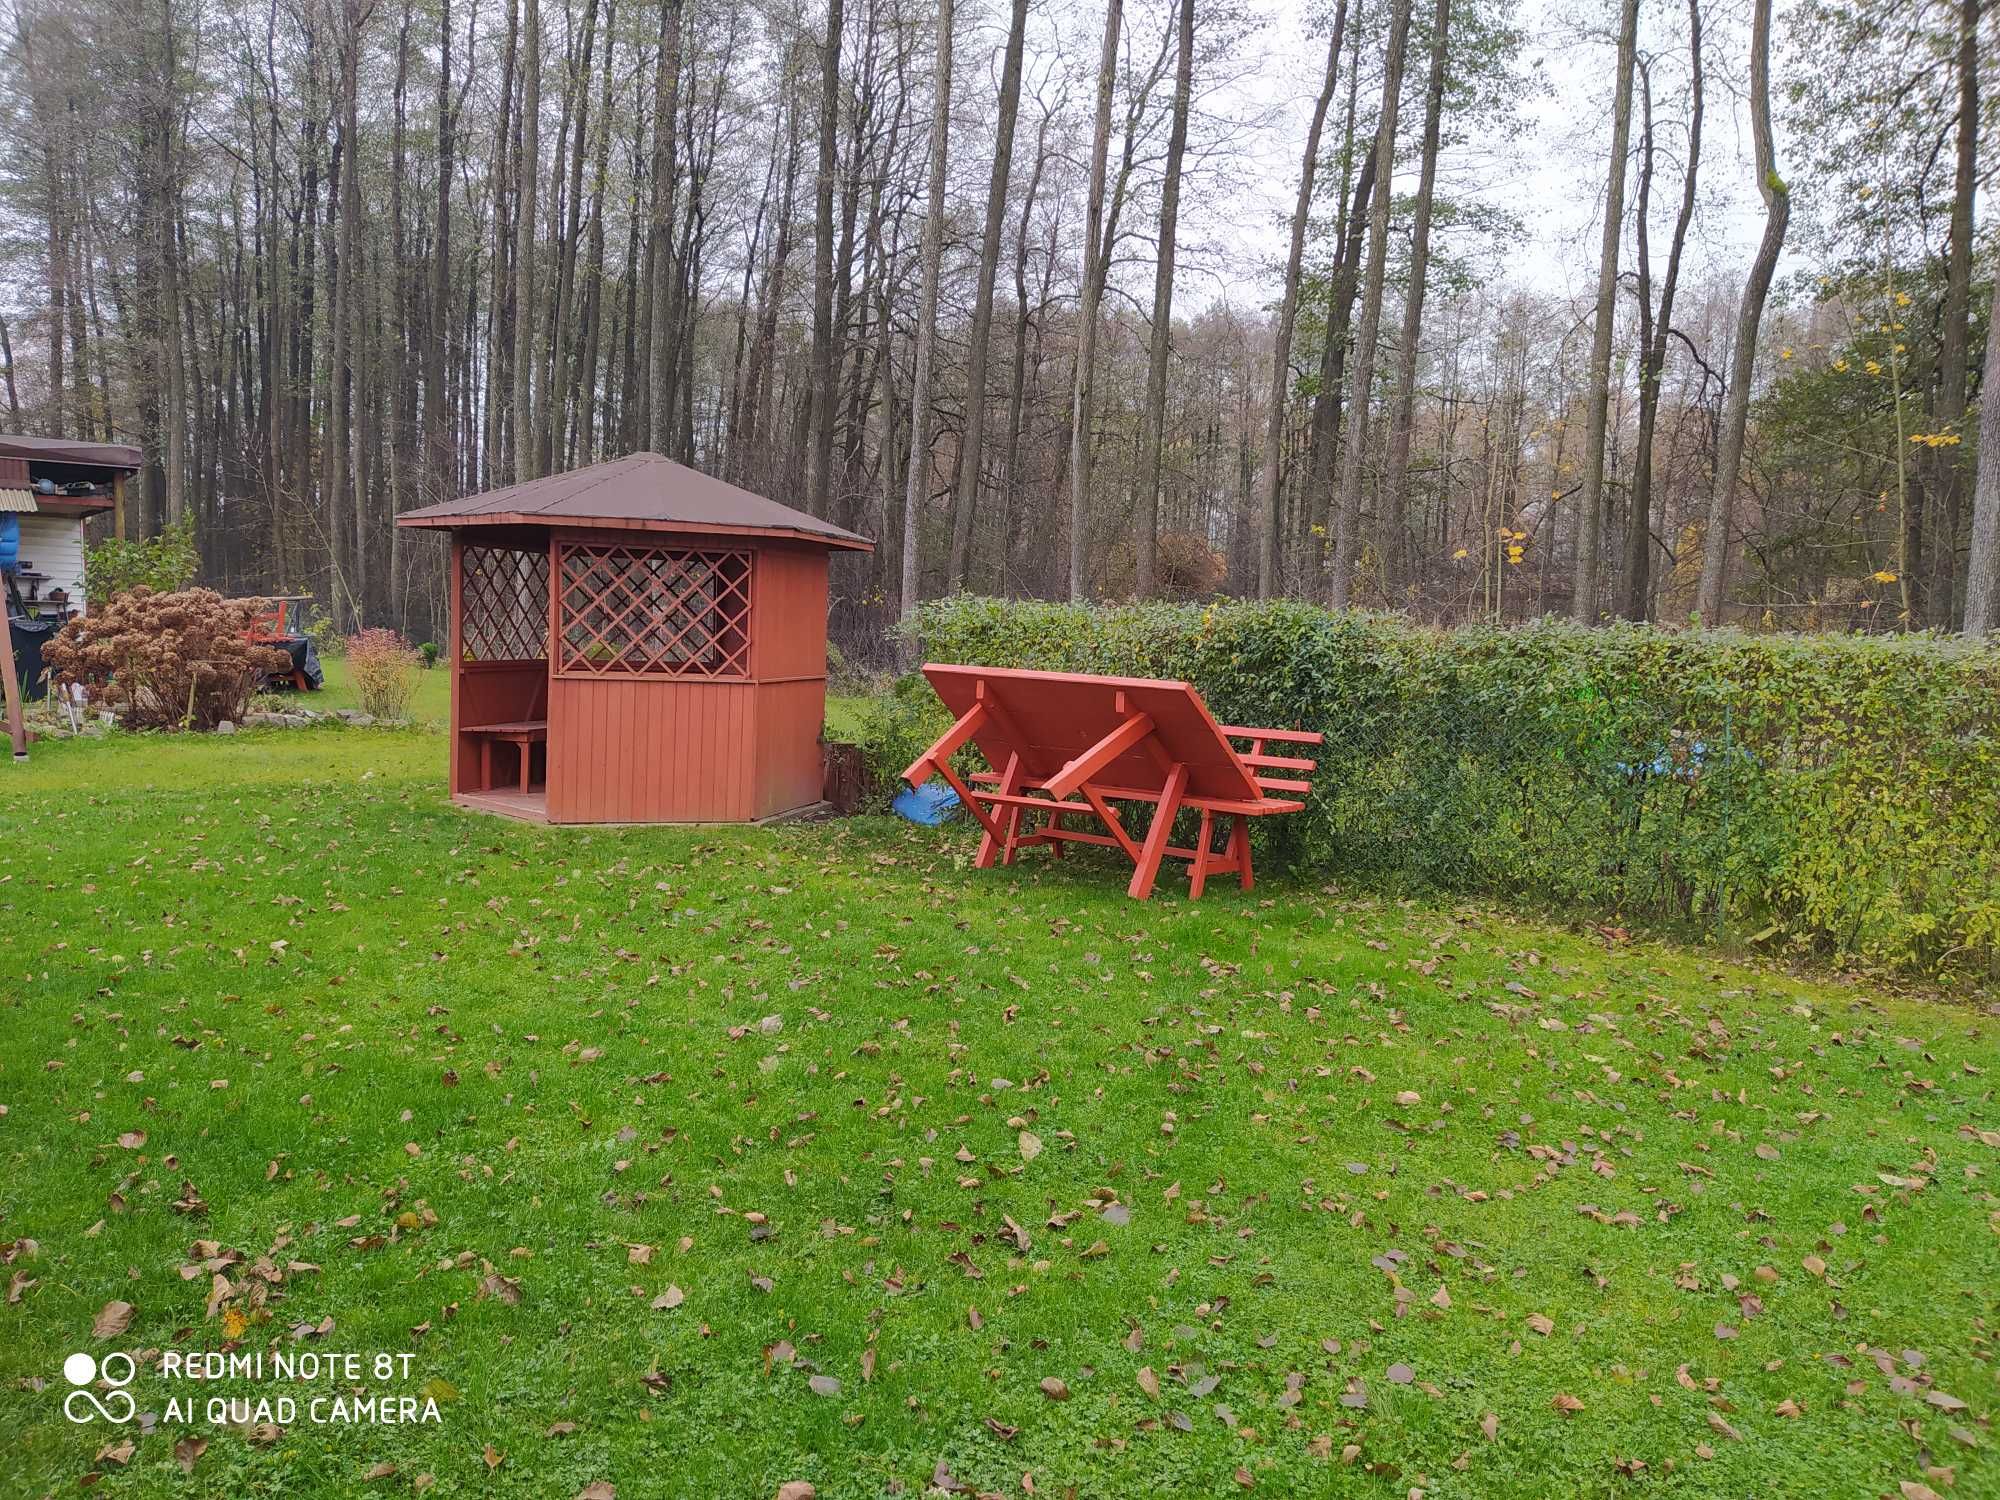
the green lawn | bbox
[1,726,1994,1499]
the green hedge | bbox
[877,597,2000,978]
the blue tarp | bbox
[892,782,961,825]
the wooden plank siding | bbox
[753,677,828,817]
[546,678,758,821]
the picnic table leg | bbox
[518,739,533,794]
[936,761,1009,846]
[480,738,493,793]
[1001,805,1025,865]
[1128,763,1187,901]
[1046,809,1064,859]
[1188,809,1214,900]
[977,753,1022,869]
[1231,815,1254,892]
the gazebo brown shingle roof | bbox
[398,452,872,552]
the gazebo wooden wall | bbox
[542,535,831,823]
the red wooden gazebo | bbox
[397,452,871,824]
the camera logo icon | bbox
[62,1352,136,1424]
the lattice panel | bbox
[556,544,752,678]
[460,544,550,662]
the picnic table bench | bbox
[900,665,1321,900]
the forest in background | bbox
[0,0,1994,656]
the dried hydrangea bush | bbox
[44,587,292,731]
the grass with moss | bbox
[0,724,1994,1498]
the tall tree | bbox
[424,0,454,501]
[547,0,602,467]
[1695,0,1787,626]
[1133,0,1194,599]
[806,0,844,517]
[1620,0,1701,622]
[1067,0,1122,602]
[1377,0,1450,597]
[1255,1,1345,600]
[1304,22,1375,559]
[1329,0,1413,609]
[645,0,684,454]
[1924,0,1977,626]
[901,0,952,621]
[327,0,368,615]
[1570,0,1639,623]
[1967,271,2000,637]
[945,0,1028,590]
[512,0,542,482]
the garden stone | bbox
[216,720,236,734]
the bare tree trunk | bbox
[1134,0,1195,599]
[1254,2,1346,600]
[945,0,1027,589]
[646,0,683,454]
[900,0,952,623]
[1570,0,1638,623]
[575,0,617,464]
[1928,0,1978,627]
[1305,112,1375,556]
[1622,0,1702,621]
[1329,0,1412,609]
[547,0,600,468]
[0,317,20,427]
[1378,0,1449,600]
[1966,271,2000,636]
[156,0,189,526]
[807,0,844,517]
[512,0,541,482]
[425,0,454,501]
[1695,0,1787,627]
[1001,105,1051,591]
[328,0,362,620]
[1067,0,1122,602]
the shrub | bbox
[345,628,422,720]
[419,641,439,670]
[83,518,199,600]
[306,613,347,659]
[906,597,2000,978]
[852,673,961,811]
[44,587,289,731]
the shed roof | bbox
[396,452,873,551]
[0,434,144,471]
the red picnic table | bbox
[900,665,1322,900]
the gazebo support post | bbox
[447,537,463,795]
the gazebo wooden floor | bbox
[448,788,834,828]
[453,788,550,823]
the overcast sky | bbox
[1184,0,1778,312]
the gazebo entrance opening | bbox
[454,537,552,817]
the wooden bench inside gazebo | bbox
[396,453,872,824]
